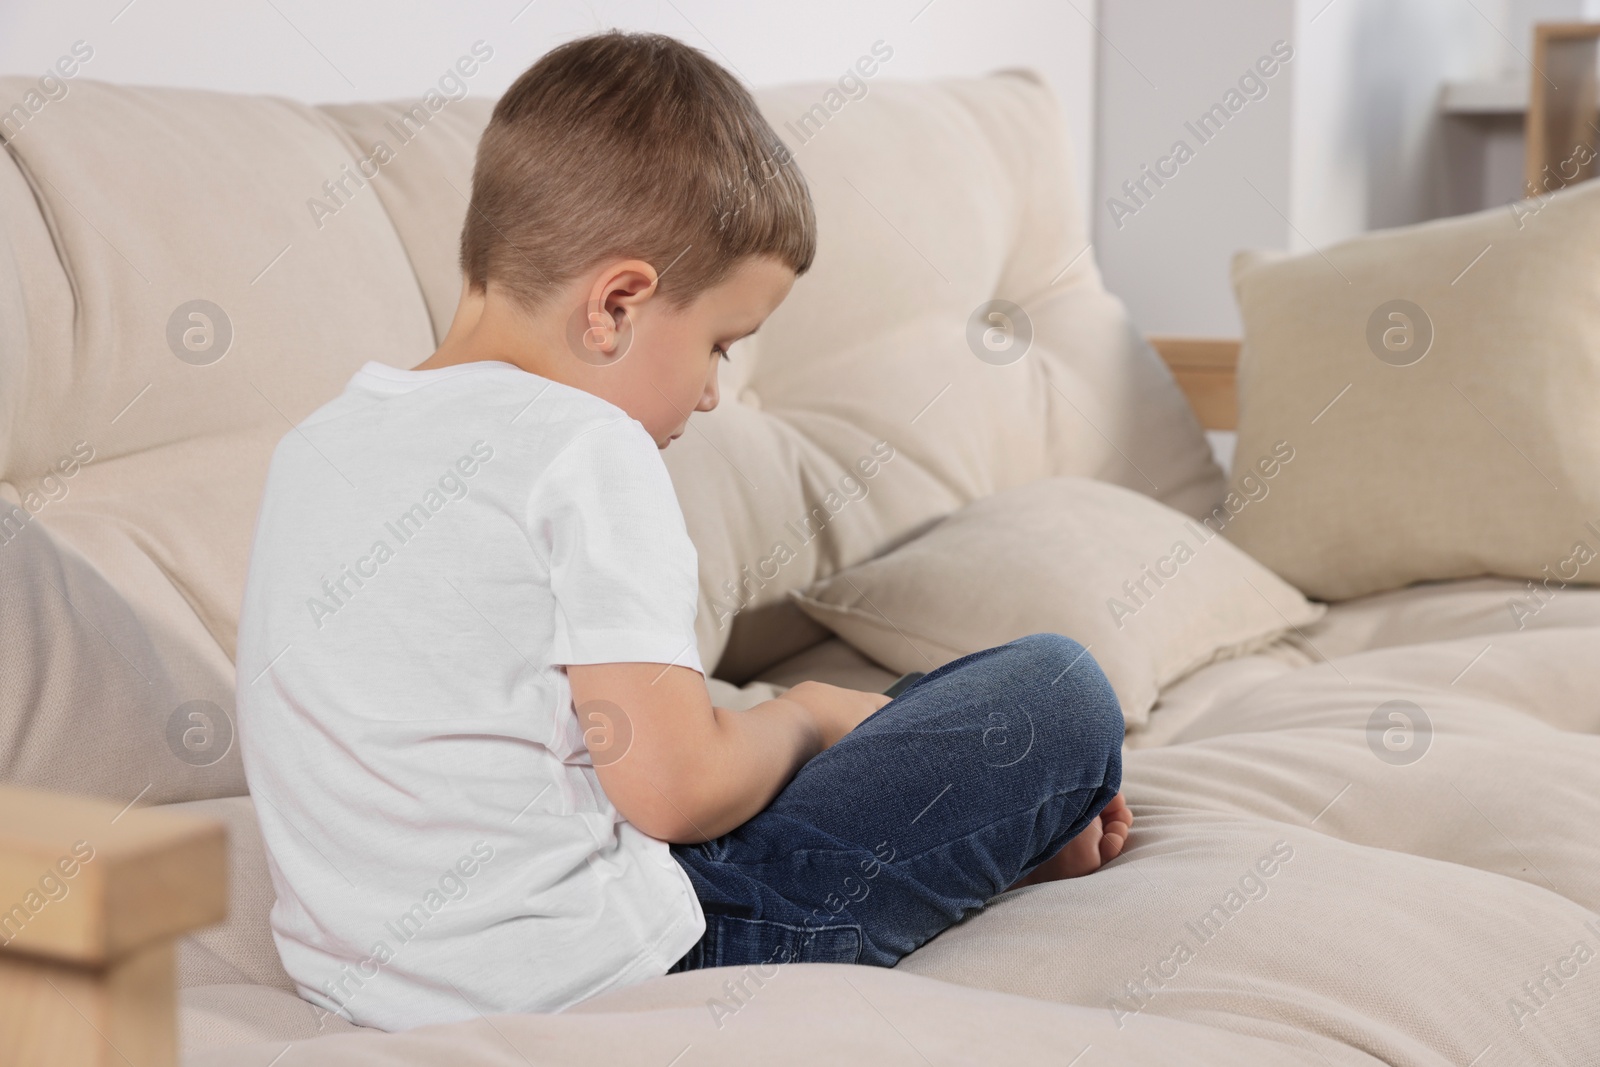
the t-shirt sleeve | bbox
[534,416,704,674]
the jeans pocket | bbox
[711,914,863,968]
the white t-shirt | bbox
[235,359,706,1031]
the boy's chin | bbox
[639,418,684,449]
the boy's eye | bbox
[713,344,729,361]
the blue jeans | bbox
[667,633,1124,972]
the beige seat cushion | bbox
[1226,177,1600,601]
[791,476,1322,726]
[899,803,1600,1065]
[176,580,1600,1063]
[182,984,360,1056]
[185,962,1341,1066]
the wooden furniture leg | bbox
[0,786,226,1067]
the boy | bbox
[236,30,1129,1033]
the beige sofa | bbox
[2,66,1598,1065]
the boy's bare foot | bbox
[1005,792,1132,891]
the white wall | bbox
[1094,0,1524,337]
[11,0,1570,343]
[0,0,1099,223]
[1287,0,1508,249]
[1091,0,1297,336]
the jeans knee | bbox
[1012,633,1112,701]
[1010,632,1087,668]
[1012,633,1123,769]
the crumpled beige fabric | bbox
[184,964,1348,1066]
[176,578,1600,1064]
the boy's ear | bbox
[592,259,659,324]
[578,259,658,362]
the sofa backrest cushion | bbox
[0,69,1220,802]
[0,83,437,803]
[1227,177,1600,600]
[319,70,1226,679]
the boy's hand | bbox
[779,681,891,751]
[566,665,892,844]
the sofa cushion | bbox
[184,963,1335,1066]
[899,806,1600,1064]
[186,605,1600,1061]
[1226,176,1600,600]
[319,71,1226,682]
[167,795,295,992]
[791,476,1322,726]
[0,79,437,803]
[182,984,360,1055]
[0,69,1220,805]
[0,80,439,659]
[0,515,243,803]
[753,636,900,694]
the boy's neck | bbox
[413,279,571,386]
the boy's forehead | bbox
[687,257,790,320]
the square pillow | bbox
[789,477,1323,726]
[1225,177,1600,600]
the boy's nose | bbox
[696,368,720,412]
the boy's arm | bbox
[568,663,889,844]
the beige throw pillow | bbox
[1227,177,1600,600]
[789,477,1323,726]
